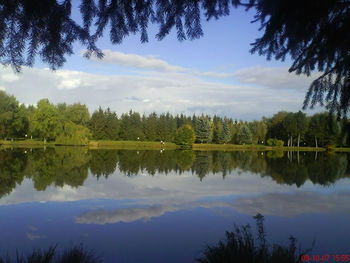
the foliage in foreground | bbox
[0,245,101,263]
[197,214,310,263]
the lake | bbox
[0,147,349,262]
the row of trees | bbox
[265,111,349,147]
[0,91,349,147]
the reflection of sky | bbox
[0,168,349,262]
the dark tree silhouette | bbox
[247,0,350,116]
[0,0,349,114]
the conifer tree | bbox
[221,120,231,144]
[237,125,252,145]
[194,115,212,143]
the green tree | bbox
[105,108,119,140]
[294,111,308,147]
[174,125,196,149]
[119,110,144,140]
[237,125,252,145]
[282,113,298,147]
[31,99,60,141]
[0,91,19,138]
[157,112,177,142]
[266,111,289,144]
[248,120,267,144]
[11,104,29,137]
[212,116,223,144]
[307,113,340,147]
[221,119,231,144]
[194,115,212,143]
[64,103,90,126]
[143,112,158,141]
[89,107,107,140]
[175,113,192,129]
[55,121,90,145]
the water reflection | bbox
[0,148,349,261]
[75,204,176,224]
[0,148,349,197]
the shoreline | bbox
[1,139,349,152]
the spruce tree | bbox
[194,116,212,143]
[221,120,231,144]
[237,125,252,145]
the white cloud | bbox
[88,49,187,73]
[0,69,20,82]
[233,66,320,91]
[0,62,321,120]
[197,71,235,78]
[55,71,84,90]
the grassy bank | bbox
[1,139,349,152]
[193,143,327,151]
[0,139,56,148]
[0,139,177,149]
[88,140,178,149]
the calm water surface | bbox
[0,147,349,262]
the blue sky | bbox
[0,5,320,120]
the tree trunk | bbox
[287,138,290,147]
[290,136,293,147]
[297,134,300,147]
[315,136,318,148]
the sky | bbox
[0,5,321,121]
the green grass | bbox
[88,140,178,149]
[193,143,327,151]
[0,139,56,147]
[1,139,349,152]
[193,143,268,151]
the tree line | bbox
[0,91,349,147]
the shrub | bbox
[196,214,312,263]
[174,125,196,149]
[0,245,101,263]
[267,138,284,147]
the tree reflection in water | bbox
[0,148,348,197]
